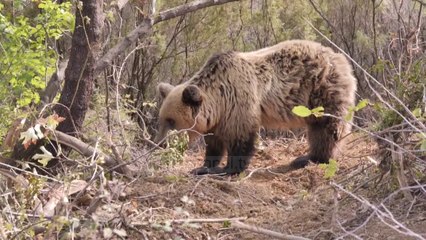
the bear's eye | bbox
[166,118,175,128]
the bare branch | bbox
[152,0,239,24]
[413,0,426,7]
[332,182,426,240]
[307,0,335,30]
[94,0,239,76]
[94,18,152,76]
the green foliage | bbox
[372,102,401,130]
[412,108,422,118]
[311,106,325,117]
[355,30,373,49]
[292,106,312,117]
[355,99,369,111]
[154,130,189,167]
[223,220,231,228]
[0,0,73,137]
[292,105,324,118]
[319,159,339,179]
[420,137,426,151]
[370,59,391,74]
[345,99,369,121]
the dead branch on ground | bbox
[49,130,132,176]
[232,220,310,240]
[168,217,310,240]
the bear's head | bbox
[154,82,207,143]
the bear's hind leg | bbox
[290,118,339,169]
[224,132,257,175]
[191,135,225,175]
[308,118,340,164]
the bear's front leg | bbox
[223,133,257,175]
[191,135,226,175]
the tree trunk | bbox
[54,0,104,135]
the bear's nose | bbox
[153,133,167,148]
[157,141,167,148]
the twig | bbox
[241,167,272,181]
[190,177,207,196]
[413,0,426,7]
[0,161,61,183]
[307,0,335,30]
[405,196,417,219]
[9,219,49,240]
[125,223,148,240]
[331,182,426,239]
[171,217,246,223]
[232,221,310,240]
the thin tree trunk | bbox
[54,0,104,135]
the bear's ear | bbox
[182,85,202,107]
[157,82,174,99]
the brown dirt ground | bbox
[116,135,425,240]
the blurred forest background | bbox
[0,0,425,239]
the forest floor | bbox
[106,134,426,240]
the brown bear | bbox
[155,40,357,175]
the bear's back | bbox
[238,40,327,61]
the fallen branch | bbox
[49,130,132,175]
[171,217,246,224]
[232,221,310,240]
[169,217,309,240]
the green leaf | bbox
[412,108,422,118]
[223,220,231,228]
[345,111,354,122]
[319,159,338,179]
[421,139,426,151]
[292,106,312,117]
[355,99,369,111]
[311,106,324,113]
[32,146,54,167]
[311,106,324,117]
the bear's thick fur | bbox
[155,40,357,175]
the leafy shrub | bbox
[0,1,73,140]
